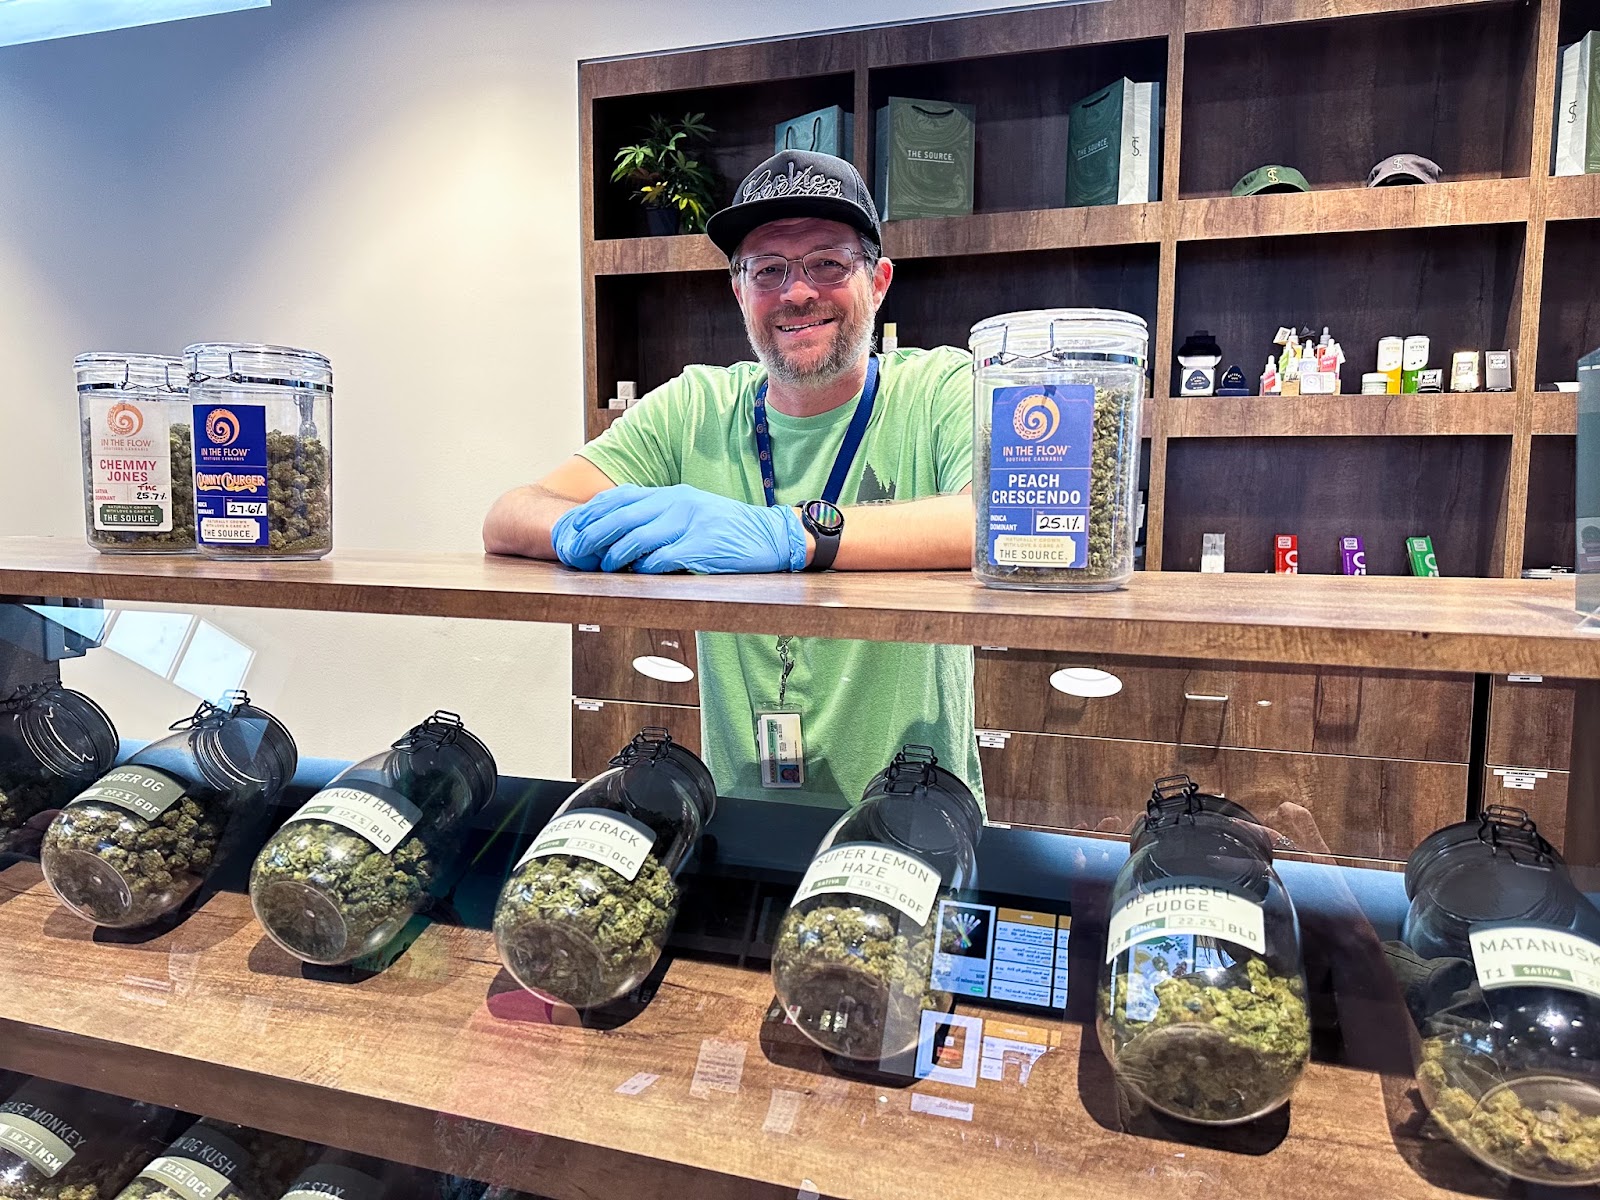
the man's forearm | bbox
[482,485,580,559]
[824,492,973,571]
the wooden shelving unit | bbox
[0,859,1499,1200]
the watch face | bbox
[804,499,844,536]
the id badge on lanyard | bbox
[750,358,880,789]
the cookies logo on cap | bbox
[740,162,845,203]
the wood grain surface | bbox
[1486,673,1576,771]
[572,624,701,706]
[1532,392,1578,436]
[0,863,1506,1200]
[1176,179,1532,240]
[4,538,1600,675]
[571,699,702,780]
[1164,394,1522,438]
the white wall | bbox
[0,0,1024,772]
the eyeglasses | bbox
[733,247,863,292]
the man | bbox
[483,149,981,810]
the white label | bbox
[614,1072,659,1096]
[1506,674,1544,683]
[577,624,600,632]
[521,807,655,882]
[199,517,262,543]
[909,1093,974,1122]
[1105,884,1266,963]
[89,396,174,532]
[762,1089,803,1134]
[140,1157,235,1200]
[794,842,941,926]
[1470,926,1600,1000]
[0,1111,80,1177]
[1494,768,1549,791]
[574,700,604,711]
[291,784,422,855]
[976,730,1010,749]
[689,1038,746,1098]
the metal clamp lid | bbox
[882,744,940,795]
[395,710,497,800]
[977,312,1148,370]
[1476,805,1556,865]
[610,727,717,824]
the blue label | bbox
[193,403,270,547]
[986,384,1094,568]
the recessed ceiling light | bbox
[1049,667,1123,698]
[633,655,694,684]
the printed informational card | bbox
[930,900,1070,1011]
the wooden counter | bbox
[2,537,1598,677]
[0,862,1494,1200]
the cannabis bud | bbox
[0,1081,171,1200]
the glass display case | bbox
[1,543,1598,1200]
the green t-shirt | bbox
[578,347,983,813]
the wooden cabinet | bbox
[975,650,1473,762]
[572,623,699,706]
[571,699,701,780]
[1486,675,1575,772]
[979,731,1467,862]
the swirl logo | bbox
[1012,393,1060,442]
[106,401,143,437]
[205,408,241,447]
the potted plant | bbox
[611,112,720,236]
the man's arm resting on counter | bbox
[822,488,973,571]
[482,455,617,558]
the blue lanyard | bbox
[752,355,880,508]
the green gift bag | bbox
[873,97,976,221]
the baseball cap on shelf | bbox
[705,149,882,259]
[1366,153,1442,187]
[1231,165,1311,197]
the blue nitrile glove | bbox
[552,483,807,574]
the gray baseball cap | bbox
[1367,153,1442,187]
[706,150,882,259]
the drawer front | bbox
[571,699,702,781]
[572,625,700,706]
[1487,676,1575,771]
[1483,765,1570,854]
[975,650,1472,762]
[978,732,1468,862]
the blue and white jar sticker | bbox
[985,384,1094,568]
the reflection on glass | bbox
[1098,775,1310,1125]
[771,745,982,1062]
[0,685,118,852]
[40,692,297,928]
[114,1118,314,1200]
[494,728,715,1008]
[0,1077,172,1200]
[1399,806,1600,1185]
[251,712,496,966]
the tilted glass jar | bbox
[273,1149,436,1200]
[771,745,983,1062]
[251,711,497,965]
[969,308,1148,591]
[74,352,195,554]
[1401,806,1600,1186]
[0,684,118,853]
[113,1118,314,1200]
[184,343,332,560]
[494,727,715,1008]
[1098,775,1311,1125]
[0,1076,174,1200]
[41,691,297,928]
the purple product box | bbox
[1341,536,1367,576]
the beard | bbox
[743,290,877,388]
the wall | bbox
[0,0,1027,772]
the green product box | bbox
[1407,536,1440,578]
[873,97,976,221]
[1066,78,1162,207]
[775,105,855,158]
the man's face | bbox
[732,217,891,388]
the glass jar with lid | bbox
[969,308,1148,590]
[114,1118,314,1200]
[494,727,715,1008]
[771,744,983,1062]
[1401,806,1600,1186]
[0,684,118,855]
[74,352,194,554]
[40,691,297,929]
[273,1149,436,1200]
[1098,775,1311,1124]
[251,711,497,966]
[184,343,332,560]
[0,1076,174,1200]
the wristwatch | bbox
[798,499,845,571]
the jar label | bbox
[793,841,941,926]
[1105,884,1266,963]
[520,807,656,882]
[193,402,270,548]
[71,765,186,823]
[0,1101,84,1178]
[282,1163,384,1200]
[985,384,1096,568]
[89,397,174,532]
[139,1126,252,1200]
[291,783,422,855]
[1470,925,1600,1001]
